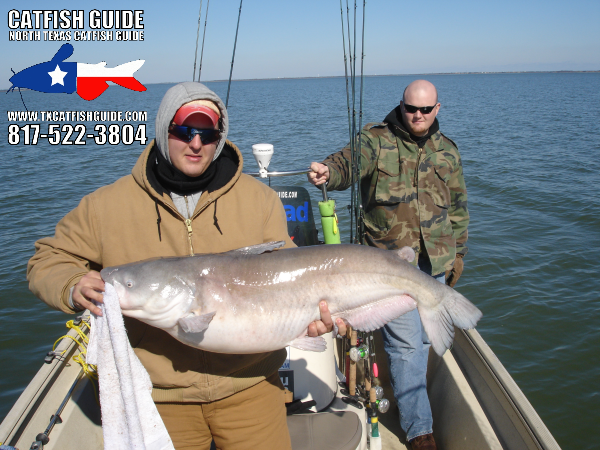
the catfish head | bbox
[101,258,198,330]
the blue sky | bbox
[2,0,599,89]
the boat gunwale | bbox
[452,328,561,450]
[0,314,91,446]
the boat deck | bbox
[378,395,409,449]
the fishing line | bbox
[198,0,211,82]
[225,0,244,109]
[192,0,204,81]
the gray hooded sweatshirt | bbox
[154,82,230,218]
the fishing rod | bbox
[339,0,353,151]
[339,0,354,244]
[355,0,366,245]
[225,0,244,109]
[29,370,85,450]
[336,2,390,446]
[350,0,363,246]
[192,0,203,81]
[197,0,211,82]
[345,0,357,244]
[335,0,355,387]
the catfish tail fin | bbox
[418,289,482,356]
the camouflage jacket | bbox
[324,114,469,276]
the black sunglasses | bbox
[403,103,437,114]
[168,125,221,144]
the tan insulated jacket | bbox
[27,140,295,402]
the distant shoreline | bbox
[2,70,598,92]
[199,70,600,84]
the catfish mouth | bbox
[111,280,134,309]
[109,279,161,313]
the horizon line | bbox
[156,69,600,85]
[2,70,598,92]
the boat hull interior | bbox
[0,311,560,450]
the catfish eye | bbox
[126,280,134,288]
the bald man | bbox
[308,80,469,450]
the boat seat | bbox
[287,411,362,450]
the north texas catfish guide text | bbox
[100,242,482,355]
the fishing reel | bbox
[372,386,390,413]
[341,328,391,416]
[349,343,369,362]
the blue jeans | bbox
[381,258,445,442]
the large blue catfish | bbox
[100,242,482,355]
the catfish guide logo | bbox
[8,43,146,101]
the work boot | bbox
[409,433,437,450]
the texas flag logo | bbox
[8,43,146,101]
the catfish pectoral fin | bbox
[289,336,327,352]
[178,311,217,333]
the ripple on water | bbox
[1,73,600,449]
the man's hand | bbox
[307,301,347,337]
[307,162,330,186]
[445,254,464,288]
[72,270,105,316]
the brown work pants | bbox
[156,372,292,450]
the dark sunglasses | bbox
[403,103,437,114]
[168,125,221,144]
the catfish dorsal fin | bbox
[227,241,286,255]
[51,43,74,63]
[396,246,416,262]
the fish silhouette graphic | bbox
[8,43,146,101]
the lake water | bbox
[1,73,599,449]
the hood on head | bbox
[155,82,229,164]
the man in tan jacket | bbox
[28,82,339,450]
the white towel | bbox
[87,283,175,450]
